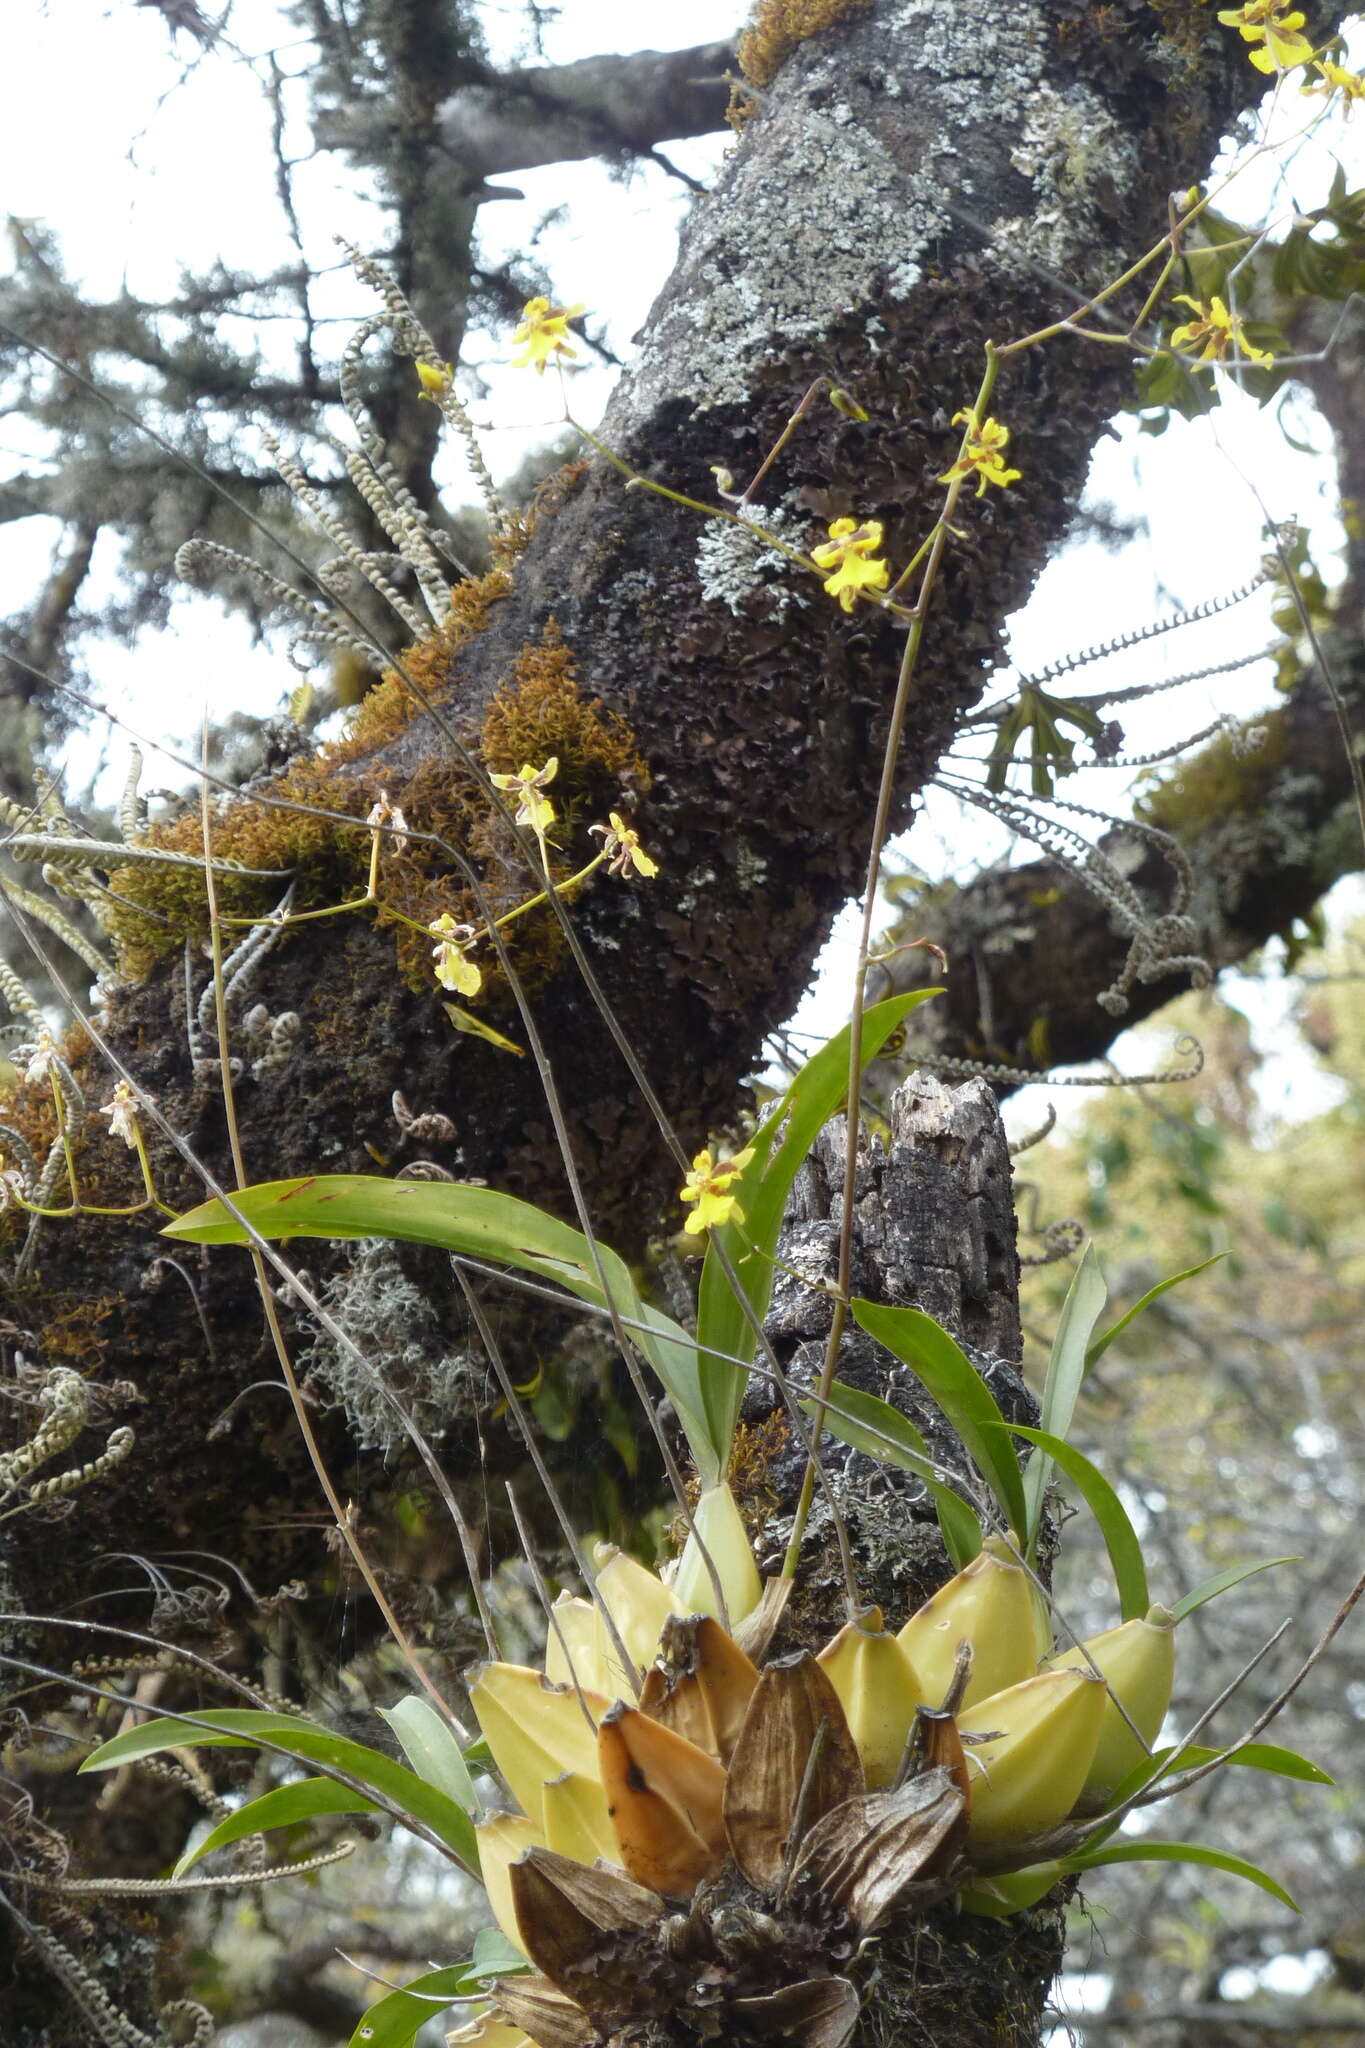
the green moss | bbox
[1137,709,1288,837]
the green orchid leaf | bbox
[468,1926,529,1978]
[694,990,939,1469]
[800,1378,982,1568]
[1024,1243,1107,1554]
[80,1708,477,1873]
[1004,1425,1147,1620]
[1170,1556,1299,1622]
[165,1174,714,1481]
[1065,1839,1297,1911]
[174,1777,375,1876]
[346,1964,483,2048]
[1087,1252,1225,1366]
[850,1301,1028,1537]
[379,1696,479,1816]
[1162,1742,1333,1786]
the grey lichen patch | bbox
[614,0,1063,423]
[1003,79,1139,274]
[694,503,812,616]
[296,1239,484,1452]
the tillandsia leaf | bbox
[175,1777,374,1876]
[1062,1839,1298,1911]
[798,1379,982,1568]
[469,1927,530,1980]
[1170,1556,1299,1621]
[80,1707,479,1872]
[1003,1426,1148,1621]
[1086,1252,1225,1367]
[507,1849,662,2026]
[816,1608,922,1791]
[723,1653,864,1891]
[163,1176,717,1479]
[730,1976,860,2048]
[957,1860,1067,1919]
[540,1771,618,1866]
[669,1480,764,1628]
[477,1812,542,1953]
[596,1702,728,1895]
[956,1671,1107,1846]
[850,1301,1029,1539]
[379,1694,480,1814]
[344,1963,484,2048]
[1023,1243,1107,1556]
[639,1614,759,1765]
[694,990,939,1470]
[791,1767,965,1932]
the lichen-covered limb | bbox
[0,0,1343,1769]
[866,637,1365,1088]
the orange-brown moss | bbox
[38,1294,119,1368]
[98,579,651,1017]
[737,0,872,87]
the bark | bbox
[0,0,1331,1657]
[739,1074,1058,2046]
[318,39,739,176]
[864,630,1365,1086]
[0,3,1351,2032]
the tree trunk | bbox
[743,1072,1057,2045]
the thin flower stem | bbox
[784,345,1001,1584]
[739,375,828,509]
[197,724,467,1741]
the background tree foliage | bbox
[2,1,1364,2043]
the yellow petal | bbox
[468,1663,608,1820]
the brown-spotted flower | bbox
[938,411,1022,498]
[429,914,482,999]
[491,758,558,836]
[1217,0,1314,72]
[591,812,659,879]
[1169,294,1274,367]
[678,1145,755,1236]
[810,517,891,612]
[511,298,588,374]
[1302,56,1365,108]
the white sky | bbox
[2,0,1364,1124]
